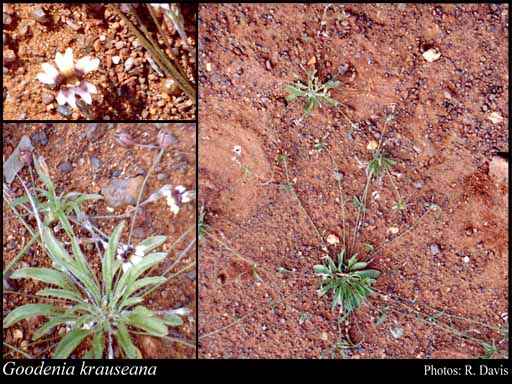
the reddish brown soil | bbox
[198,4,508,358]
[3,123,196,358]
[3,3,196,120]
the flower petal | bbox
[56,88,77,109]
[74,85,92,105]
[75,56,100,75]
[150,3,170,10]
[122,262,131,273]
[55,48,74,76]
[84,81,97,94]
[36,63,60,85]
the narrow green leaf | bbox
[313,265,330,275]
[103,222,125,299]
[91,330,104,359]
[161,314,183,327]
[33,316,74,340]
[36,288,85,303]
[53,329,92,359]
[123,307,168,337]
[355,269,380,279]
[10,267,74,290]
[4,304,63,328]
[350,261,368,271]
[135,236,167,255]
[116,322,139,359]
[124,276,167,299]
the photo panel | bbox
[2,3,196,120]
[2,123,196,359]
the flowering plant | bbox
[36,48,99,109]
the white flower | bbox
[119,245,145,273]
[163,189,180,215]
[36,48,99,109]
[150,3,170,11]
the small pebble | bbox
[430,243,441,255]
[31,7,48,23]
[111,169,122,177]
[31,131,48,146]
[132,227,146,239]
[115,41,125,50]
[58,161,73,174]
[124,57,134,71]
[3,49,16,65]
[90,156,103,169]
[3,13,12,26]
[56,105,72,117]
[7,239,16,250]
[463,256,470,263]
[112,55,121,65]
[41,93,54,105]
[157,173,169,181]
[135,167,145,176]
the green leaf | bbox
[124,276,167,299]
[42,226,73,264]
[355,269,380,279]
[313,265,330,275]
[347,254,359,270]
[337,249,346,269]
[91,330,104,359]
[65,193,103,207]
[53,329,93,359]
[10,267,75,290]
[116,322,139,359]
[112,253,167,307]
[276,267,291,274]
[332,288,343,309]
[135,236,167,255]
[350,261,368,271]
[304,97,315,115]
[321,96,339,106]
[103,221,125,299]
[33,156,55,197]
[124,310,168,337]
[32,316,74,340]
[364,243,374,251]
[161,314,183,327]
[36,288,85,303]
[4,304,63,328]
[70,235,98,287]
[121,297,144,309]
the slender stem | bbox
[115,6,195,100]
[368,205,435,259]
[127,149,164,246]
[282,158,325,245]
[146,4,189,80]
[206,231,259,268]
[4,235,38,274]
[130,330,196,349]
[326,149,347,251]
[386,171,403,204]
[3,342,33,359]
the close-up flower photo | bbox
[2,3,196,120]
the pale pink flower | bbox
[36,48,100,109]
